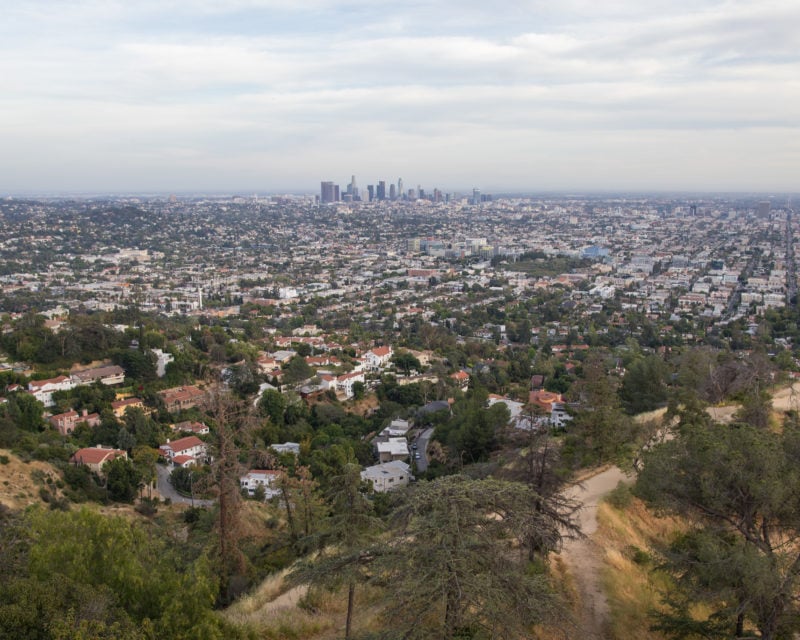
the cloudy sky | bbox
[1,0,798,194]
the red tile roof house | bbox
[49,409,101,436]
[450,370,470,390]
[111,397,145,418]
[171,454,198,469]
[158,385,206,413]
[159,436,207,465]
[70,446,128,475]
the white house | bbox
[28,375,76,407]
[361,461,411,493]
[364,346,393,371]
[240,469,282,499]
[336,371,366,398]
[270,442,301,456]
[381,418,411,438]
[550,403,573,429]
[377,437,409,463]
[151,349,174,378]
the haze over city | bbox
[2,0,798,195]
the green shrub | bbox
[605,481,633,509]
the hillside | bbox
[0,449,63,510]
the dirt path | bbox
[770,381,800,412]
[559,466,633,640]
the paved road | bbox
[156,463,214,507]
[414,427,434,473]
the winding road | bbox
[155,463,214,507]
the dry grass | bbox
[224,570,387,640]
[596,495,684,640]
[0,448,63,510]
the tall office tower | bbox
[350,175,358,200]
[320,181,335,204]
[418,188,426,200]
[472,188,481,205]
[389,184,397,200]
[408,188,416,200]
[367,185,374,202]
[398,178,404,200]
[334,185,340,202]
[433,188,442,202]
[377,181,386,201]
[758,201,771,218]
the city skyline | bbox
[1,1,799,194]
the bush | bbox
[0,455,9,465]
[632,547,651,566]
[135,498,158,517]
[605,481,633,510]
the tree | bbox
[6,392,45,432]
[495,426,581,562]
[283,356,312,385]
[105,457,141,503]
[566,351,635,466]
[289,463,382,639]
[391,351,422,375]
[351,380,365,401]
[619,355,669,414]
[275,465,325,544]
[8,507,229,638]
[377,475,563,639]
[204,390,248,604]
[132,446,159,499]
[258,388,286,425]
[636,416,800,639]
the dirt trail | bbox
[559,466,632,640]
[555,382,800,639]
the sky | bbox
[1,0,798,194]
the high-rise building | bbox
[472,188,481,205]
[334,185,340,202]
[389,184,397,200]
[367,185,374,202]
[320,181,335,204]
[758,201,771,218]
[398,178,404,200]
[349,175,358,200]
[377,181,386,201]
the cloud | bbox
[0,0,798,191]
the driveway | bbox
[156,463,214,507]
[414,427,434,473]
